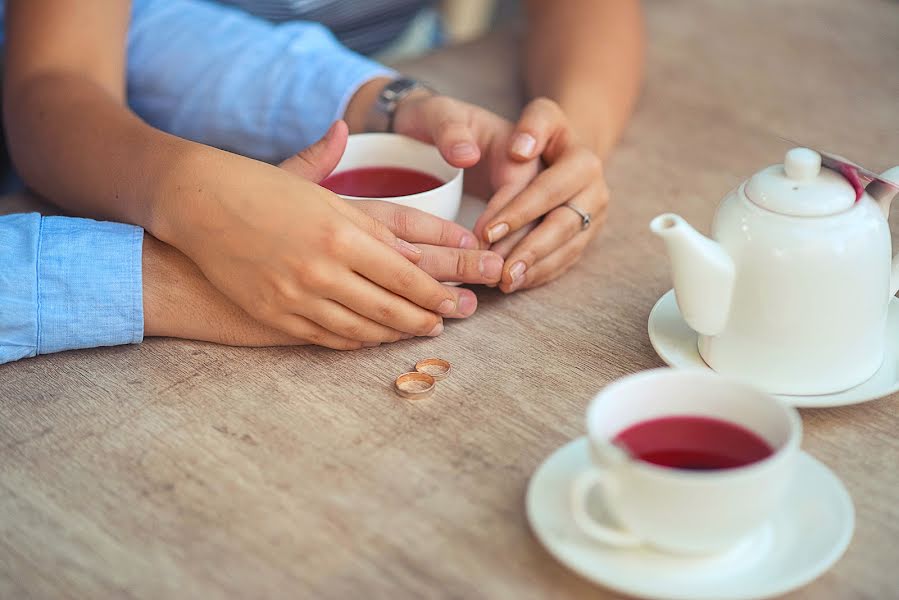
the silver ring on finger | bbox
[562,202,591,231]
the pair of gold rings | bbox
[394,358,452,400]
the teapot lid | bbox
[745,148,855,217]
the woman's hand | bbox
[483,98,609,292]
[155,124,478,350]
[143,233,374,350]
[392,94,608,293]
[279,121,505,288]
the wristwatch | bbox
[367,77,435,133]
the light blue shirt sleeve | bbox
[0,214,144,365]
[127,0,395,163]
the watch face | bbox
[383,78,420,104]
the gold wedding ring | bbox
[394,372,437,400]
[414,358,452,380]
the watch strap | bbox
[367,77,435,133]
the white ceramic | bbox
[457,193,485,231]
[648,289,899,407]
[330,133,463,221]
[572,369,801,555]
[650,148,899,395]
[528,437,854,600]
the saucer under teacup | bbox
[648,290,899,407]
[526,437,854,600]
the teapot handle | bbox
[870,167,899,296]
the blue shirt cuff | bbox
[37,216,144,355]
[2,214,144,363]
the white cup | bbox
[328,133,463,222]
[571,369,801,555]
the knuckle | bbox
[454,252,469,278]
[394,266,419,291]
[416,314,440,336]
[391,208,413,237]
[270,277,301,309]
[439,220,456,245]
[371,218,394,241]
[375,303,396,323]
[295,263,330,291]
[338,321,364,341]
[306,330,326,345]
[322,224,352,255]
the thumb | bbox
[279,120,349,183]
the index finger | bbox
[358,200,480,250]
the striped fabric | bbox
[217,0,435,55]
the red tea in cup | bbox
[321,167,444,198]
[613,415,774,471]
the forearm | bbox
[0,211,299,366]
[126,0,394,161]
[3,71,191,231]
[142,235,301,346]
[523,0,644,157]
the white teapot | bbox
[651,148,899,395]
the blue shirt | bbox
[0,0,395,364]
[0,214,144,364]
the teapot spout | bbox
[650,214,735,336]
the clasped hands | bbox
[158,96,608,350]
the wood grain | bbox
[1,1,898,598]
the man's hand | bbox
[142,233,381,350]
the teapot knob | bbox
[784,148,822,181]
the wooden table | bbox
[2,1,898,598]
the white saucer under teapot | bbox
[651,148,899,396]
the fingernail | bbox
[507,262,526,292]
[451,143,478,160]
[458,233,478,249]
[437,299,456,315]
[509,261,527,282]
[487,223,510,243]
[396,238,421,254]
[427,321,445,337]
[457,292,477,316]
[479,254,503,280]
[511,133,536,158]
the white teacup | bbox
[571,369,801,555]
[327,133,463,222]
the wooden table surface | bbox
[2,1,898,598]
